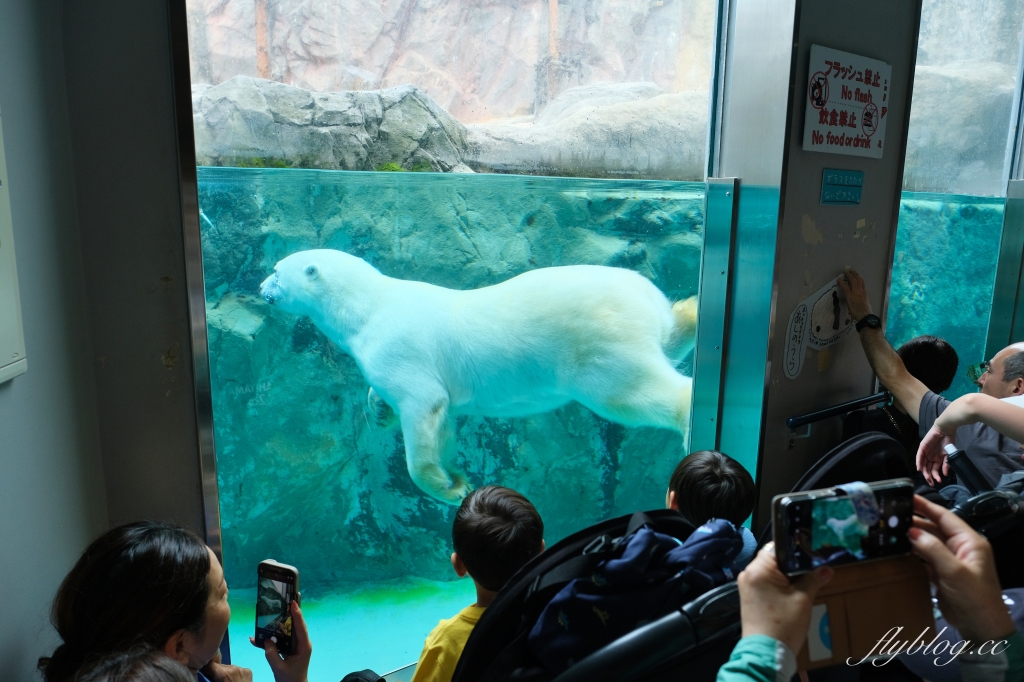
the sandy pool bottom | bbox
[228,577,477,682]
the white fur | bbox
[261,249,696,503]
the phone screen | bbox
[776,483,913,575]
[255,576,294,649]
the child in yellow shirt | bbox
[411,486,544,682]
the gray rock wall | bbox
[185,0,716,123]
[192,76,708,178]
[193,77,471,171]
[186,0,1024,193]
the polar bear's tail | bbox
[664,296,698,364]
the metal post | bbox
[689,178,738,452]
[986,180,1024,359]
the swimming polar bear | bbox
[260,249,697,504]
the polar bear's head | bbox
[260,249,381,319]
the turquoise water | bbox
[887,192,1006,399]
[197,167,706,674]
[198,170,1004,677]
[227,578,474,680]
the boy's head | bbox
[452,486,544,592]
[666,450,755,527]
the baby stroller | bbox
[456,434,915,682]
[451,509,742,682]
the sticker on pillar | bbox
[802,45,892,159]
[807,604,833,661]
[821,169,863,206]
[784,277,856,379]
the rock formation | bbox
[193,76,471,171]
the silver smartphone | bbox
[254,559,300,655]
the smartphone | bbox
[773,478,914,576]
[254,560,300,655]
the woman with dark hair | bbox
[38,521,311,682]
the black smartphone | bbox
[254,560,300,655]
[772,478,914,576]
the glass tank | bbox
[887,193,1006,399]
[183,0,717,677]
[199,169,705,675]
[887,0,1023,399]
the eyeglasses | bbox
[966,361,991,382]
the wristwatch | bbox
[856,314,882,332]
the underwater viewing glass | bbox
[967,361,991,383]
[886,0,1023,397]
[182,0,722,676]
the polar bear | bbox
[260,249,697,503]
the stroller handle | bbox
[786,391,891,429]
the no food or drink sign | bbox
[802,45,892,159]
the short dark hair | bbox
[668,451,755,526]
[897,335,958,394]
[1003,350,1024,383]
[39,522,211,682]
[452,486,544,592]
[73,647,193,682]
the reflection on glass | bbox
[185,0,715,179]
[199,168,704,675]
[902,0,1024,195]
[887,192,1005,398]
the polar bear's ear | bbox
[304,264,320,281]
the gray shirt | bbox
[919,391,1024,487]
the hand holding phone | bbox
[253,560,300,655]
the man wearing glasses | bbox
[839,268,1024,488]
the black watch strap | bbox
[856,314,882,332]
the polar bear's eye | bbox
[304,265,319,280]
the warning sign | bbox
[802,45,892,159]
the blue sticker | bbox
[821,168,864,205]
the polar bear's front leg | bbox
[400,396,472,504]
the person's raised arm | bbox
[838,268,929,422]
[937,392,1024,442]
[917,393,1024,478]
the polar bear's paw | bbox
[441,472,473,504]
[672,296,699,332]
[665,296,699,362]
[367,387,397,427]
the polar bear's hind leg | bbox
[401,397,472,504]
[581,362,693,436]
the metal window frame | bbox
[984,20,1024,358]
[689,178,738,452]
[167,0,224,558]
[1005,19,1024,183]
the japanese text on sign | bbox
[802,45,892,159]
